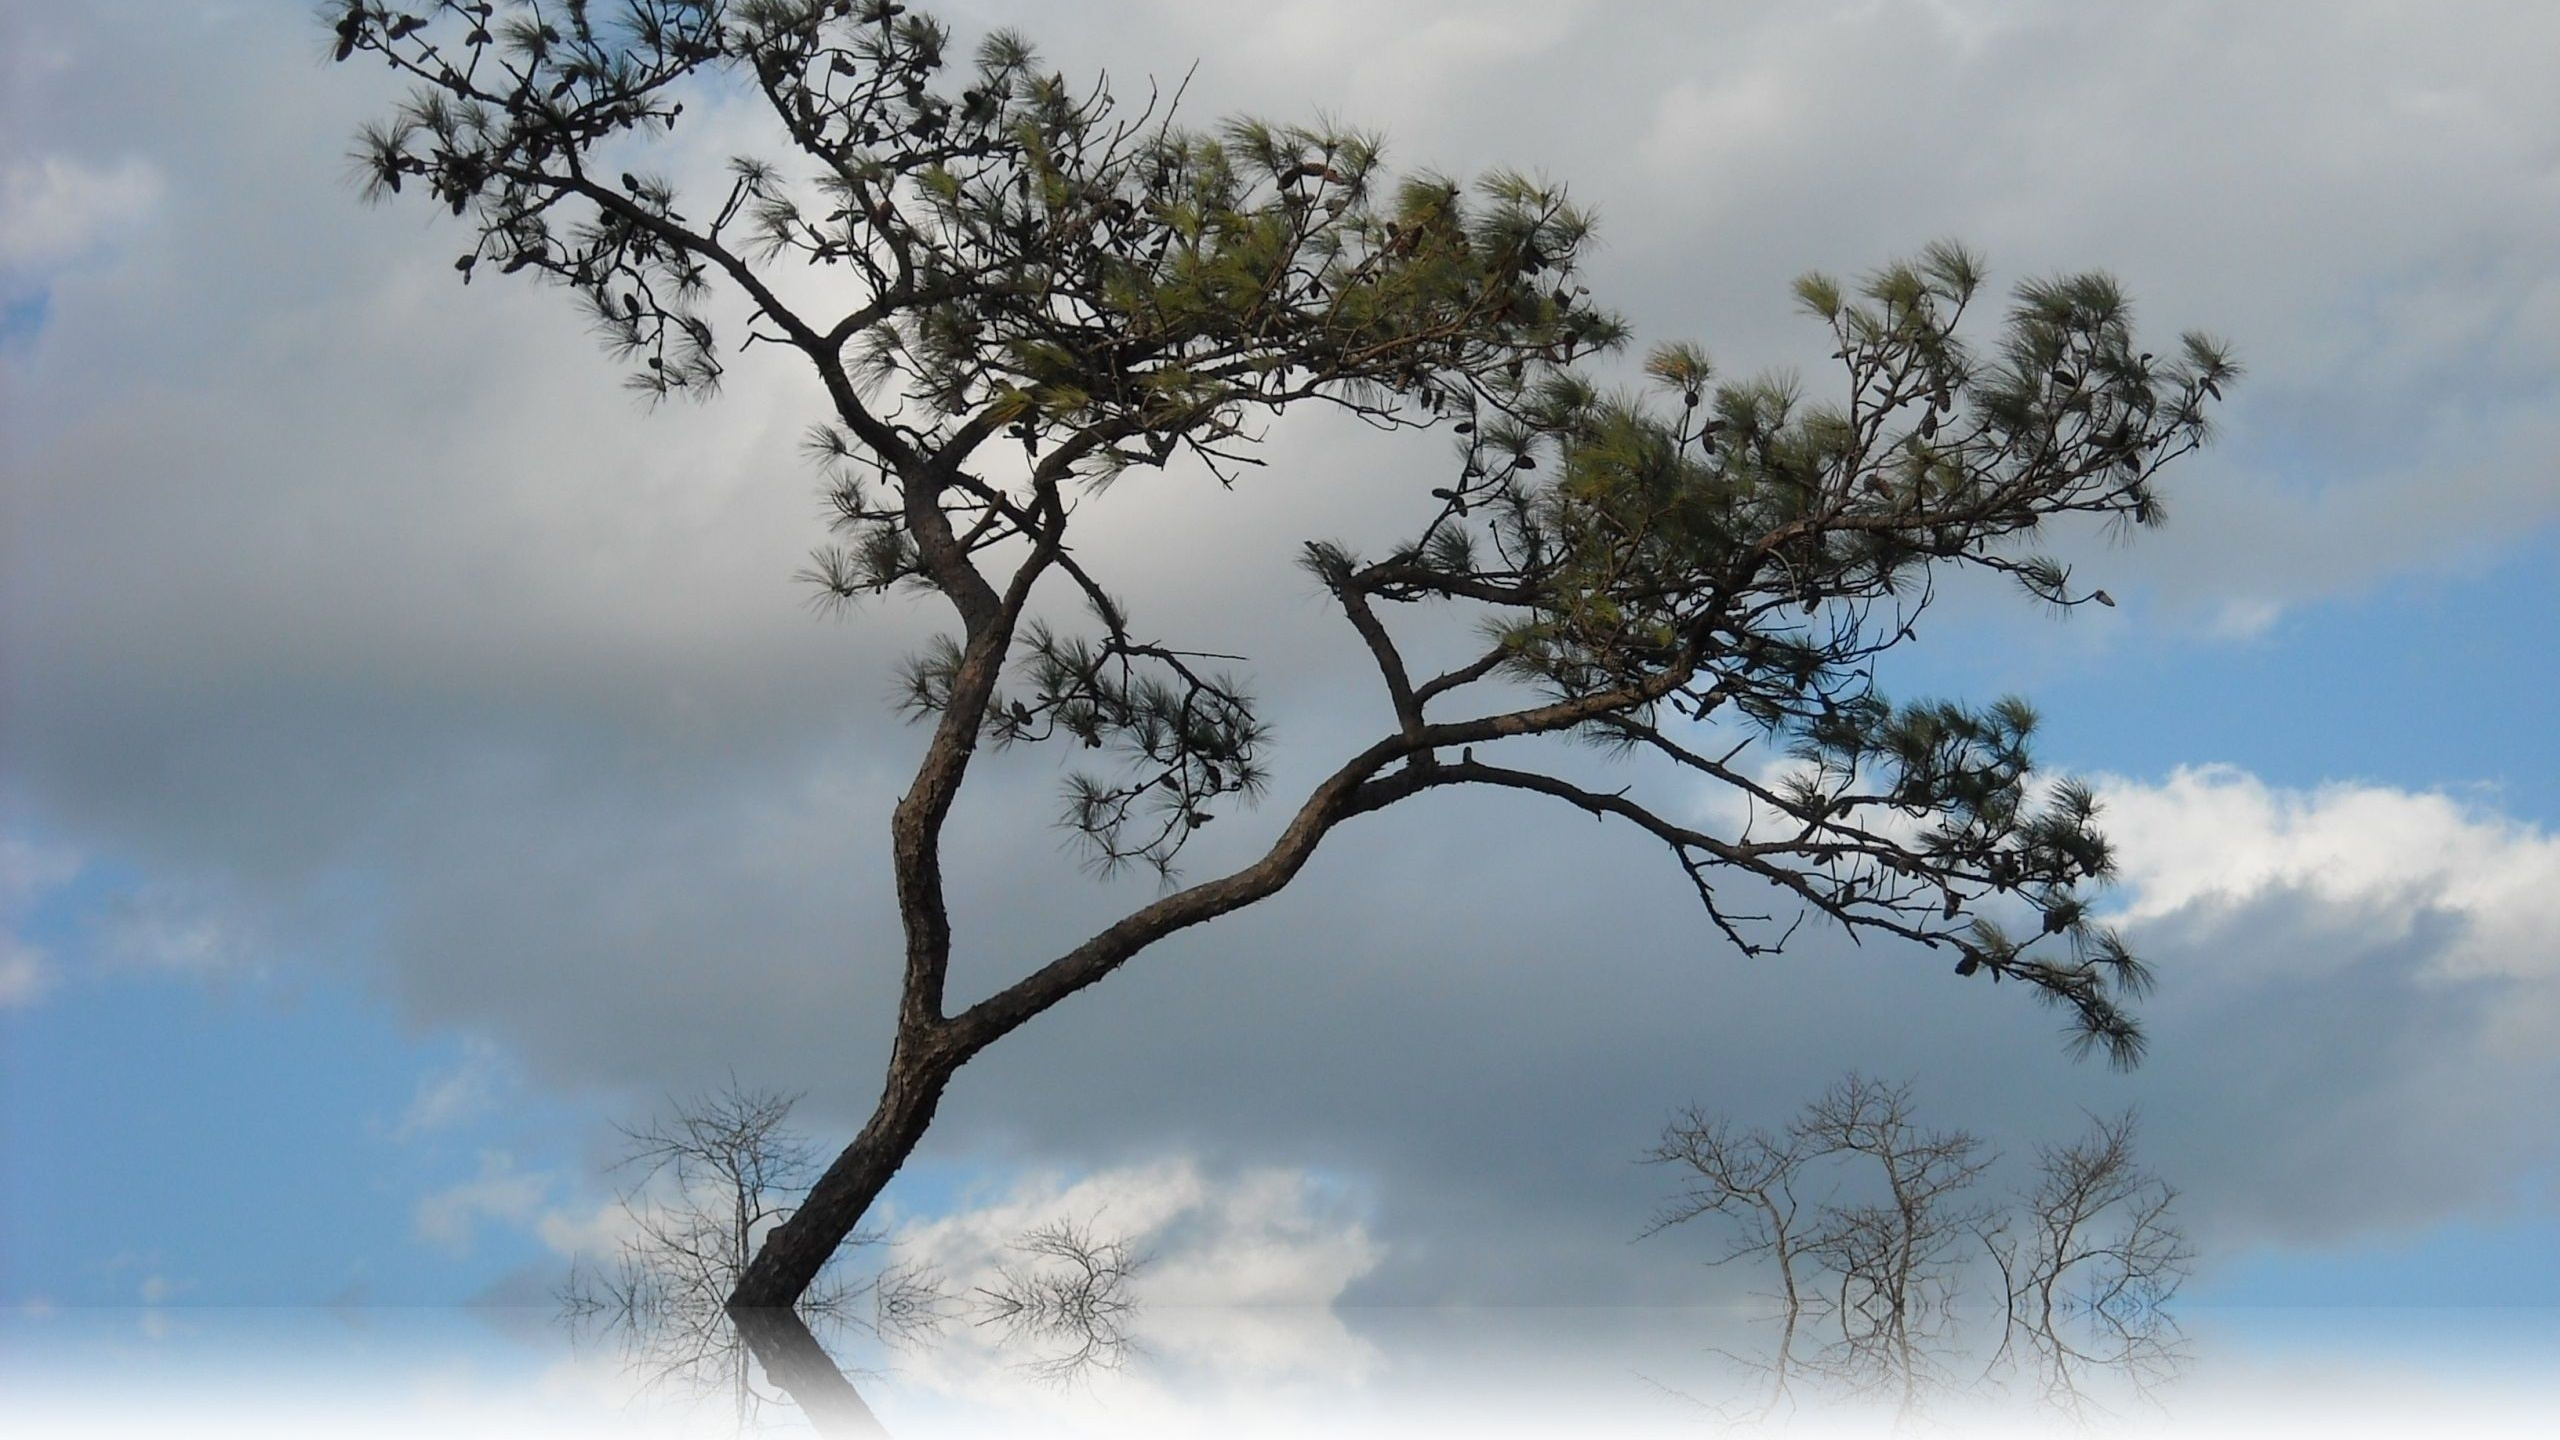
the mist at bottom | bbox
[5,1301,2554,1439]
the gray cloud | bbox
[6,1,2559,1301]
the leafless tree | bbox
[972,1218,1146,1385]
[559,1080,873,1429]
[1645,1109,1815,1310]
[561,1081,1154,1420]
[2009,1107,2192,1422]
[607,1081,848,1315]
[2016,1110,2190,1327]
[1646,1077,2192,1424]
[1646,1075,1996,1330]
[867,1257,957,1346]
[1792,1073,1997,1332]
[563,1079,881,1326]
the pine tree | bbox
[329,0,2236,1309]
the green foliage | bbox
[1296,239,2227,1063]
[336,0,2232,1064]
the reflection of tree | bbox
[561,1240,883,1434]
[728,1307,889,1439]
[1646,1075,2192,1426]
[556,1082,1150,1426]
[1653,1296,2189,1433]
[1646,1307,1807,1429]
[1646,1113,1813,1310]
[2018,1300,2190,1423]
[2017,1111,2190,1326]
[867,1259,959,1349]
[971,1219,1145,1386]
[1793,1075,1997,1338]
[1648,1074,1996,1335]
[557,1082,870,1429]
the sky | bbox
[3,0,2559,1316]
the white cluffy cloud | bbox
[2100,765,2560,996]
[97,883,261,978]
[873,1158,1386,1421]
[887,1157,1383,1311]
[2061,765,2560,1248]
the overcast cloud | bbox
[5,0,2559,1305]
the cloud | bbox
[0,835,80,1009]
[2103,765,2560,993]
[1123,0,1595,116]
[0,155,160,273]
[2074,767,2560,1242]
[0,941,44,1008]
[886,1158,1381,1310]
[1602,0,2560,625]
[2201,597,2286,642]
[0,835,80,896]
[95,882,261,978]
[0,153,159,342]
[414,1152,553,1256]
[390,1037,507,1143]
[92,1250,192,1310]
[873,1158,1384,1412]
[135,1272,190,1306]
[512,1154,1384,1402]
[533,1196,648,1264]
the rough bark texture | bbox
[725,741,1393,1309]
[728,1048,954,1309]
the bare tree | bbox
[2016,1110,2190,1326]
[562,1080,1151,1420]
[559,1080,869,1429]
[606,1081,839,1315]
[1645,1109,1815,1310]
[1646,1078,2193,1423]
[971,1218,1146,1385]
[331,0,2233,1309]
[1793,1074,1997,1331]
[1646,1076,1999,1329]
[867,1257,957,1346]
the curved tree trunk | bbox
[728,1047,955,1309]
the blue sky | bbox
[1,855,577,1306]
[5,0,2560,1317]
[1986,530,2560,820]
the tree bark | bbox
[727,1042,955,1309]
